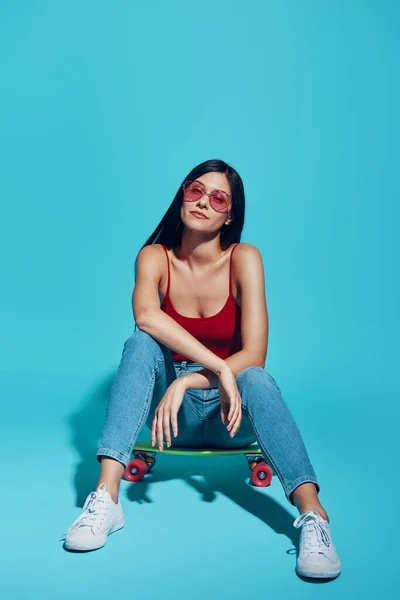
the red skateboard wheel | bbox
[124,458,148,482]
[251,462,273,487]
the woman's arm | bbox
[177,243,269,390]
[132,245,230,376]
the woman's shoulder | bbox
[231,242,262,259]
[137,244,169,270]
[138,243,167,256]
[230,242,264,277]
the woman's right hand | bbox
[217,365,243,438]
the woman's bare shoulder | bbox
[136,244,168,272]
[233,242,263,259]
[138,243,166,258]
[232,243,264,282]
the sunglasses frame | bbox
[182,180,231,214]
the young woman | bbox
[60,159,342,579]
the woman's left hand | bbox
[151,379,186,451]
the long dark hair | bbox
[134,158,246,277]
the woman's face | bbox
[180,172,232,234]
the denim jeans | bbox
[96,329,320,506]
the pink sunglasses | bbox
[182,180,231,213]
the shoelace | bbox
[293,511,331,553]
[60,483,110,541]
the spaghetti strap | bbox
[160,244,170,296]
[229,243,239,296]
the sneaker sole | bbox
[296,564,342,579]
[64,517,125,552]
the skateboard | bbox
[123,441,274,487]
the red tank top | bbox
[160,244,242,362]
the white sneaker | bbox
[60,483,125,551]
[293,509,342,578]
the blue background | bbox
[1,0,398,598]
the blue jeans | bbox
[96,330,320,506]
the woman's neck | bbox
[175,234,227,270]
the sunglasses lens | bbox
[184,182,203,201]
[210,192,229,212]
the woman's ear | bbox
[224,215,233,226]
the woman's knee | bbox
[122,328,164,361]
[237,365,270,385]
[237,366,281,396]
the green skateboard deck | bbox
[133,441,262,456]
[125,441,273,487]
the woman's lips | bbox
[190,211,208,219]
